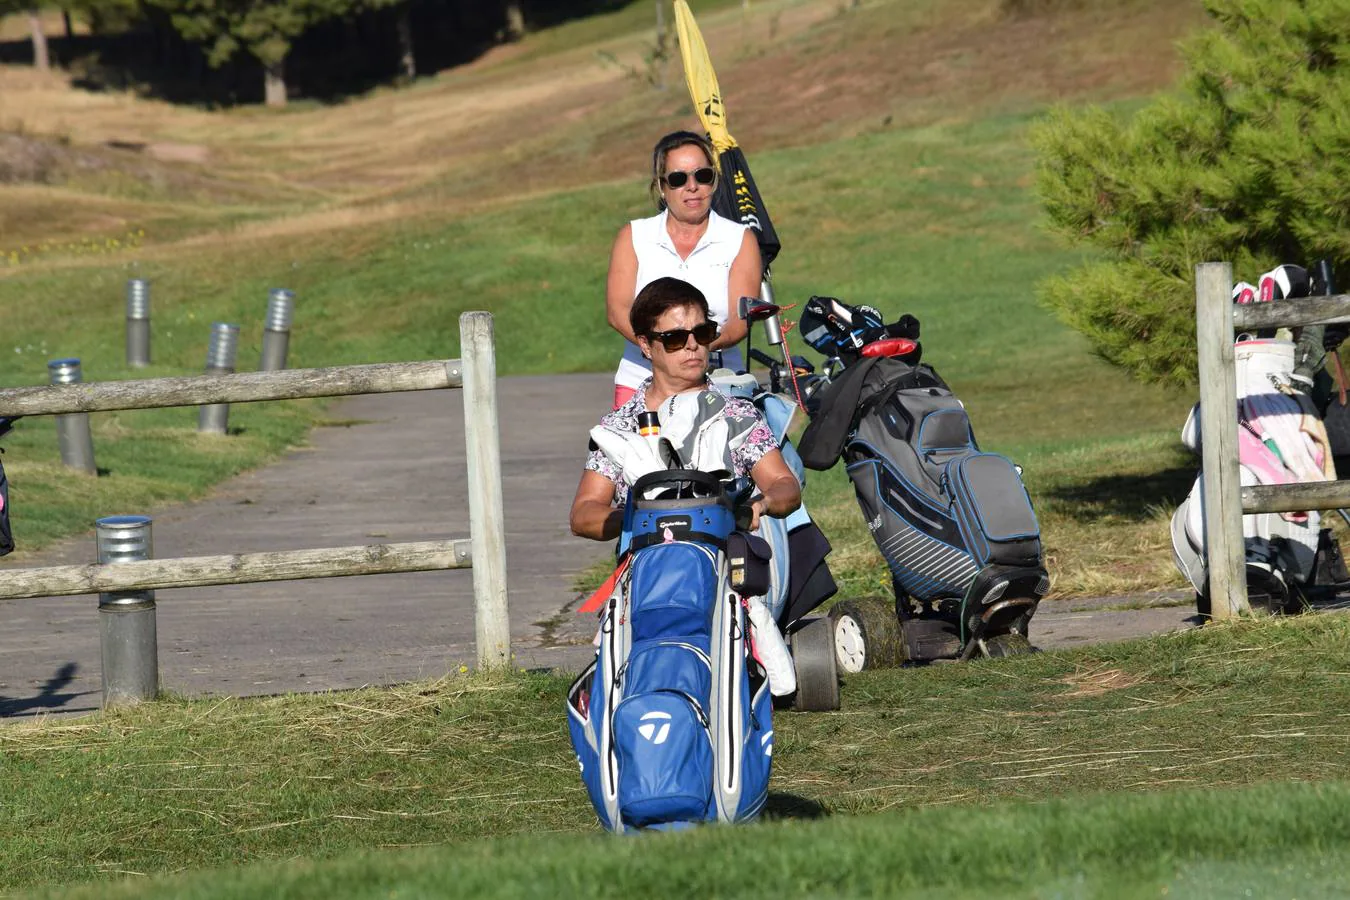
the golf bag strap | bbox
[798,358,883,470]
[857,362,950,423]
[578,553,630,614]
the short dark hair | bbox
[630,277,711,338]
[650,130,717,209]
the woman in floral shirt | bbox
[570,277,799,540]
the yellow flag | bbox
[673,0,738,154]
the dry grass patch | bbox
[1058,664,1146,698]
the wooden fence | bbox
[0,310,510,668]
[1194,262,1350,618]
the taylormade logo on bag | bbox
[638,710,672,745]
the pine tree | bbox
[1031,0,1350,386]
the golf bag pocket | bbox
[628,543,718,640]
[729,668,774,821]
[916,407,975,456]
[612,691,713,827]
[727,531,773,598]
[947,454,1041,567]
[879,387,974,477]
[623,638,712,707]
[847,457,980,602]
[565,662,608,827]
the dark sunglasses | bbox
[662,167,717,189]
[648,322,720,352]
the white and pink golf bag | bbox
[1171,337,1337,613]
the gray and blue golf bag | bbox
[797,296,1048,659]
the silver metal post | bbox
[125,278,151,368]
[198,323,240,435]
[97,515,158,707]
[760,275,784,345]
[259,288,294,372]
[460,311,509,669]
[47,358,97,474]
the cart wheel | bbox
[828,597,902,673]
[789,617,840,712]
[977,632,1032,658]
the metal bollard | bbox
[47,358,97,474]
[96,515,159,707]
[198,322,240,435]
[126,278,151,368]
[259,288,294,372]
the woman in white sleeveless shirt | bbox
[605,131,763,408]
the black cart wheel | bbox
[977,632,1032,658]
[789,617,840,712]
[829,597,902,673]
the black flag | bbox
[713,146,781,268]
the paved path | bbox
[0,372,1207,719]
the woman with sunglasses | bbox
[572,277,799,542]
[605,130,764,409]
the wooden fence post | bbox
[460,311,510,668]
[1195,261,1248,618]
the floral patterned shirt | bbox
[585,379,779,507]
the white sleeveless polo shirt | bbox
[614,209,749,389]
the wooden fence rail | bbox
[0,360,461,416]
[1195,262,1350,618]
[0,311,508,678]
[0,540,472,600]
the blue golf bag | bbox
[566,470,774,832]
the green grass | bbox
[5,614,1350,896]
[22,786,1350,898]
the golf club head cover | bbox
[589,426,666,487]
[1232,281,1258,305]
[659,390,727,455]
[660,390,760,474]
[1258,265,1311,302]
[885,314,921,339]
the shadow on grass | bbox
[762,791,829,821]
[1042,466,1195,521]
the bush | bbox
[1030,0,1350,386]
